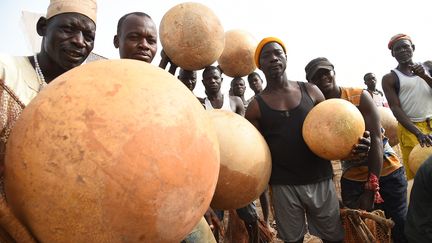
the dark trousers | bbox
[341,167,408,243]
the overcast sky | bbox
[1,0,431,99]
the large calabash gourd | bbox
[303,98,365,160]
[207,110,271,210]
[377,106,399,146]
[217,29,257,77]
[159,2,225,71]
[4,59,220,243]
[408,143,432,175]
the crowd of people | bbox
[1,1,431,243]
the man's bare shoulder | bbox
[303,82,325,103]
[382,71,396,84]
[229,95,243,103]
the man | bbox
[382,34,432,180]
[305,57,408,243]
[201,66,266,242]
[247,72,264,97]
[230,77,247,108]
[405,155,432,243]
[113,13,214,243]
[246,37,344,243]
[363,72,388,107]
[178,69,198,92]
[202,66,244,116]
[113,12,157,64]
[0,0,97,175]
[244,71,272,229]
[177,69,205,109]
[114,12,177,76]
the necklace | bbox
[33,55,47,92]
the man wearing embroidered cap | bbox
[246,37,344,243]
[382,34,432,180]
[0,0,97,177]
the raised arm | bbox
[411,63,432,89]
[158,50,177,75]
[382,72,432,146]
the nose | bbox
[269,53,279,63]
[137,38,150,50]
[71,32,86,48]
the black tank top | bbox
[256,82,333,185]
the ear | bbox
[36,17,48,37]
[391,49,395,57]
[113,35,119,48]
[412,44,416,52]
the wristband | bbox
[364,172,384,204]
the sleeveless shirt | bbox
[392,68,432,122]
[204,94,232,111]
[255,82,333,185]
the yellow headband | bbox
[46,0,97,24]
[254,37,286,69]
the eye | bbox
[147,38,157,45]
[84,32,95,42]
[62,26,74,34]
[127,33,140,41]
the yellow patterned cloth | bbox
[397,121,431,180]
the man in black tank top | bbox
[246,37,344,243]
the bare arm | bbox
[382,72,432,146]
[230,96,245,116]
[158,50,177,75]
[356,91,383,211]
[305,82,325,105]
[359,91,383,178]
[411,63,432,89]
[245,99,261,131]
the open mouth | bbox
[64,50,84,62]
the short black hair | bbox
[117,12,152,35]
[203,66,222,77]
[247,72,261,82]
[363,72,374,81]
[230,77,244,87]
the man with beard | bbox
[0,0,97,177]
[382,34,432,180]
[246,37,344,243]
